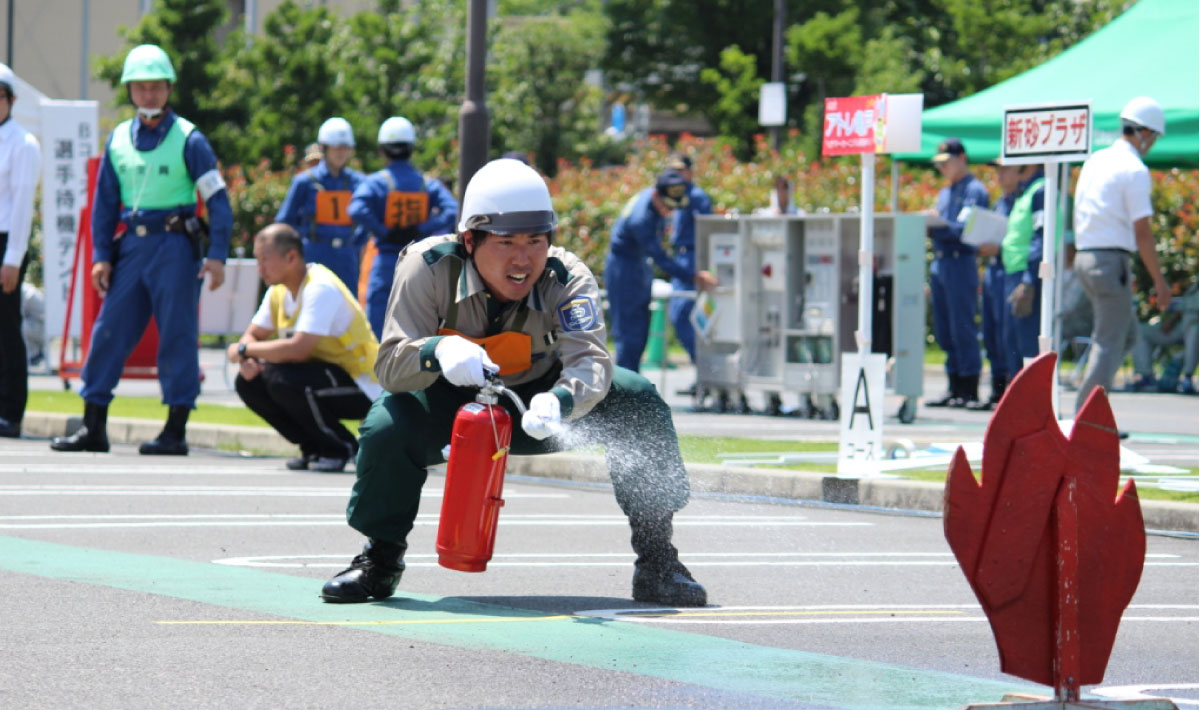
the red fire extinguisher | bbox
[436,376,527,572]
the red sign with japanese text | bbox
[823,95,882,156]
[1001,103,1091,164]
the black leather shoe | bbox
[0,417,20,438]
[286,454,313,470]
[139,434,188,455]
[51,403,110,452]
[632,560,707,607]
[964,398,995,411]
[309,456,348,473]
[925,391,959,407]
[321,540,406,603]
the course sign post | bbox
[824,93,922,475]
[1001,102,1091,417]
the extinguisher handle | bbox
[479,375,528,416]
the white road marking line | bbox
[1091,684,1199,708]
[570,604,1200,626]
[209,552,1193,569]
[0,485,566,499]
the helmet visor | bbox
[463,210,557,235]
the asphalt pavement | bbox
[0,439,1195,709]
[20,347,1200,532]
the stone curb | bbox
[21,412,1198,534]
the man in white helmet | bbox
[349,116,458,337]
[321,158,708,608]
[1071,96,1173,414]
[275,117,367,296]
[0,62,42,438]
[51,44,233,456]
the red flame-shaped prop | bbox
[944,352,1146,703]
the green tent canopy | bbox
[898,0,1198,168]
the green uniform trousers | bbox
[347,365,690,544]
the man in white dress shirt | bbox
[1072,96,1172,414]
[0,63,42,438]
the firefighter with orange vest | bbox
[320,158,708,608]
[349,116,457,337]
[274,117,366,296]
[227,223,381,473]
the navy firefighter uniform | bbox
[275,161,365,295]
[929,171,989,399]
[975,183,1015,411]
[82,109,232,409]
[1000,169,1047,379]
[604,172,693,372]
[350,160,457,338]
[667,180,712,362]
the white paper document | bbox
[960,207,1008,246]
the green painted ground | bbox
[0,535,1034,709]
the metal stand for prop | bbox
[945,353,1177,710]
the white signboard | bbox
[1001,102,1091,165]
[836,352,886,475]
[758,82,786,127]
[39,99,99,359]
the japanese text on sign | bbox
[1001,103,1091,165]
[40,100,100,347]
[823,95,881,156]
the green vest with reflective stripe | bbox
[1001,177,1044,275]
[108,116,197,211]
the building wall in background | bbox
[0,0,371,125]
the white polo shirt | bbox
[1072,138,1153,252]
[0,117,42,266]
[251,268,383,401]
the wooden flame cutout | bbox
[943,352,1145,701]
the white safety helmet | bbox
[317,117,355,147]
[0,62,15,94]
[458,158,558,235]
[378,116,416,145]
[1119,96,1166,136]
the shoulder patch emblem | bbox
[558,297,597,332]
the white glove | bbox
[435,335,499,388]
[521,392,563,440]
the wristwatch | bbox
[237,342,248,360]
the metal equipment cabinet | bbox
[692,213,926,422]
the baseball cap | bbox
[655,170,690,209]
[931,138,966,163]
[666,153,692,171]
[303,143,323,163]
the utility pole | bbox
[769,0,785,151]
[7,0,14,67]
[457,0,490,202]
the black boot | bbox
[139,405,190,455]
[955,374,980,408]
[926,375,960,407]
[50,402,110,452]
[630,514,707,607]
[321,539,407,603]
[967,375,1006,411]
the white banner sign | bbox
[836,352,887,476]
[1001,102,1091,165]
[39,99,99,360]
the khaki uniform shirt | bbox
[375,234,613,419]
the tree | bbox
[489,15,608,176]
[207,1,349,167]
[337,0,466,174]
[698,46,764,157]
[94,0,236,153]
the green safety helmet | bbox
[120,44,176,84]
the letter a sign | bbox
[837,352,886,475]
